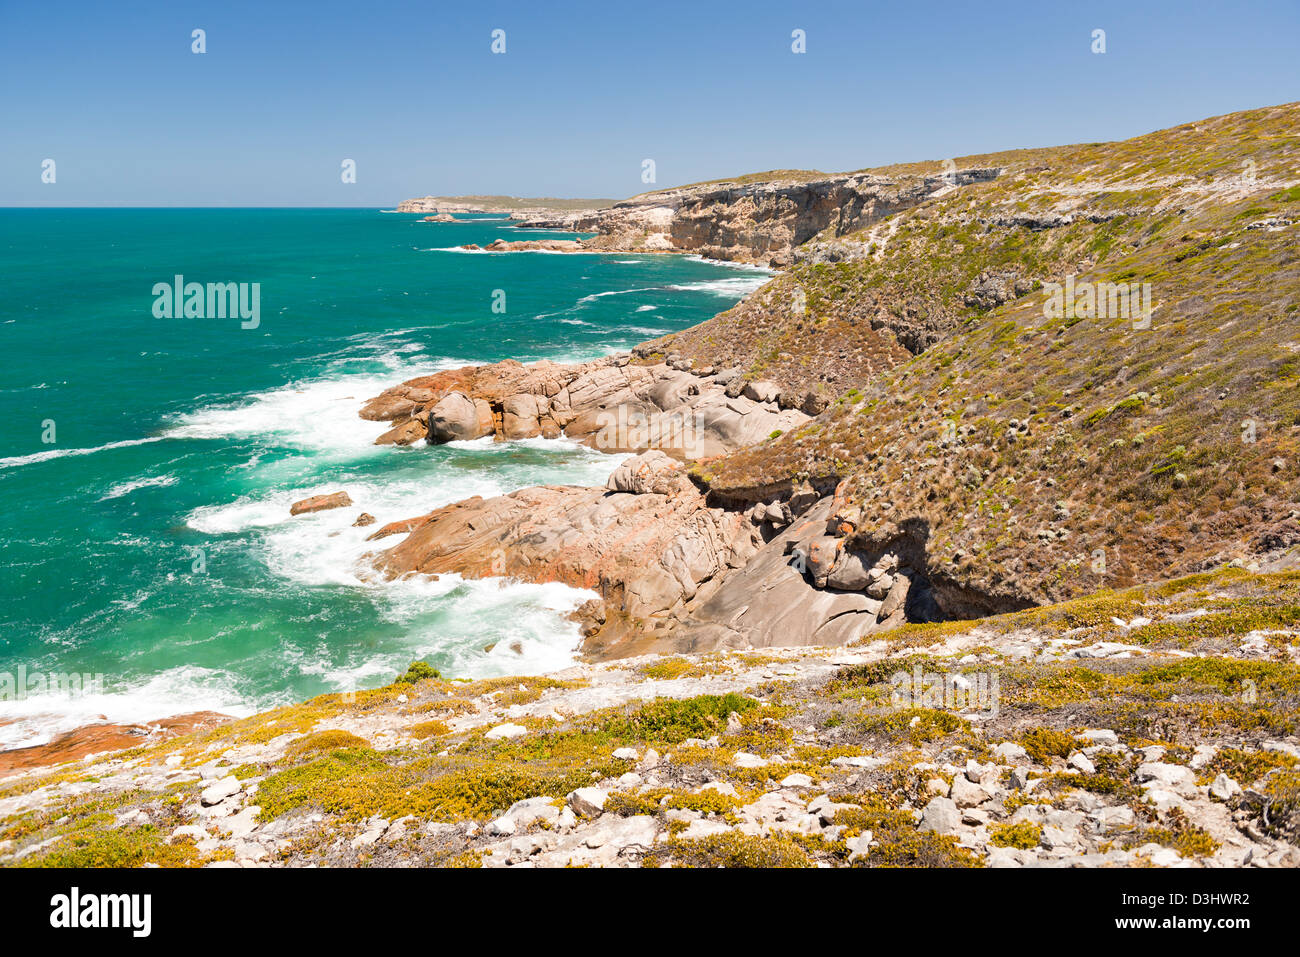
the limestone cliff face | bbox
[399,169,1003,266]
[515,169,1000,266]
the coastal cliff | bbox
[516,168,1000,266]
[399,169,1002,266]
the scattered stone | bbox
[1144,788,1192,814]
[845,833,873,862]
[1073,642,1144,659]
[506,832,556,864]
[679,818,731,840]
[829,755,885,769]
[1209,774,1242,802]
[350,817,389,848]
[699,781,738,797]
[169,824,208,844]
[1263,740,1300,760]
[1067,752,1096,775]
[807,795,856,826]
[1189,745,1218,770]
[1138,845,1183,867]
[200,776,241,807]
[1136,762,1197,796]
[567,787,609,817]
[220,806,260,840]
[949,776,988,808]
[742,380,781,404]
[918,797,961,835]
[1009,768,1034,791]
[1092,806,1135,831]
[1077,729,1119,746]
[580,814,657,851]
[1039,825,1076,849]
[991,742,1030,765]
[233,840,269,863]
[484,723,528,740]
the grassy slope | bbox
[676,103,1300,609]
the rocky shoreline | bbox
[352,348,951,660]
[0,713,229,778]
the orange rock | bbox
[374,418,426,446]
[289,491,353,515]
[0,712,231,777]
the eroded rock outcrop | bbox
[360,355,809,461]
[460,239,586,253]
[366,465,940,659]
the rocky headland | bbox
[396,194,617,217]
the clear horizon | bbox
[1,0,1298,207]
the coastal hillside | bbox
[2,567,1297,868]
[687,102,1300,615]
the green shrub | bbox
[394,661,442,685]
[1019,727,1076,763]
[990,821,1042,849]
[599,694,758,743]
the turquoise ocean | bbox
[0,209,769,748]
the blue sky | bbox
[1,0,1296,206]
